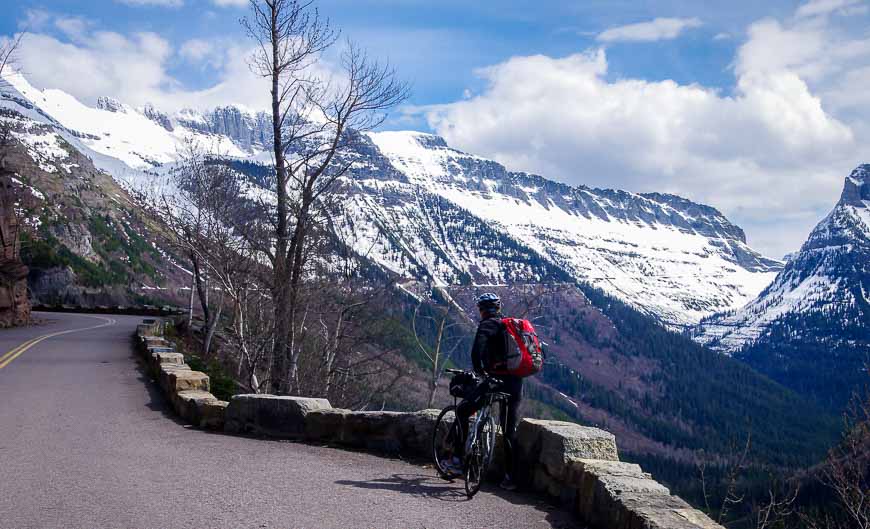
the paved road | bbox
[0,312,579,529]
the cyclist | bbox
[449,292,522,491]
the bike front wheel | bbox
[432,405,460,480]
[464,416,494,498]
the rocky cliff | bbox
[0,172,30,327]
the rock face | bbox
[176,106,271,152]
[96,96,125,113]
[142,104,174,132]
[0,173,30,327]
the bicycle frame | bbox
[464,389,510,463]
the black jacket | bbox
[471,315,508,375]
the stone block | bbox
[517,419,618,480]
[533,466,563,498]
[576,471,686,529]
[157,364,190,392]
[342,411,405,452]
[613,493,721,529]
[199,400,229,430]
[165,369,209,395]
[224,394,331,437]
[572,459,645,517]
[395,409,440,456]
[305,408,350,442]
[151,352,184,367]
[173,390,218,423]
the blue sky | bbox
[3,1,870,257]
[1,0,799,115]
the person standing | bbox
[455,293,523,491]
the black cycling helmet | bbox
[476,292,501,314]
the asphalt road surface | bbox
[0,312,580,529]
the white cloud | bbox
[596,17,702,43]
[116,0,184,7]
[426,6,870,258]
[795,0,865,18]
[53,16,92,42]
[15,23,270,113]
[179,38,222,67]
[211,0,249,7]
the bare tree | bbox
[243,0,408,394]
[0,33,22,83]
[818,380,870,529]
[158,143,236,356]
[0,33,23,169]
[696,434,753,525]
[412,289,466,408]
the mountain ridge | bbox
[1,71,781,326]
[694,164,870,409]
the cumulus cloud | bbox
[795,0,865,18]
[115,0,184,7]
[13,17,270,113]
[596,17,702,43]
[212,0,249,6]
[426,4,870,257]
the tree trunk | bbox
[186,272,195,329]
[268,1,291,395]
[203,296,223,357]
[427,380,438,409]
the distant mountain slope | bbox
[1,72,780,327]
[695,165,870,409]
[346,131,780,327]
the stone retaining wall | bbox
[135,320,722,529]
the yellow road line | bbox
[0,315,116,370]
[0,336,40,365]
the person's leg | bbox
[454,390,485,458]
[500,377,523,488]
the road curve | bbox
[0,312,580,529]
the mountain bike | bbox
[432,369,511,498]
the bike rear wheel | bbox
[432,405,460,480]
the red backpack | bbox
[487,318,544,377]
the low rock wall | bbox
[134,320,722,529]
[134,320,228,431]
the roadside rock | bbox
[199,400,228,430]
[224,394,331,437]
[305,408,350,443]
[173,390,218,423]
[342,411,405,452]
[518,419,618,480]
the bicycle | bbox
[432,368,511,498]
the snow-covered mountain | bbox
[0,72,781,326]
[338,131,780,326]
[694,165,870,409]
[696,164,870,351]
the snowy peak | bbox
[840,164,870,206]
[358,130,780,326]
[803,166,870,251]
[96,97,126,114]
[695,163,870,352]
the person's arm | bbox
[471,319,499,375]
[471,325,489,375]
